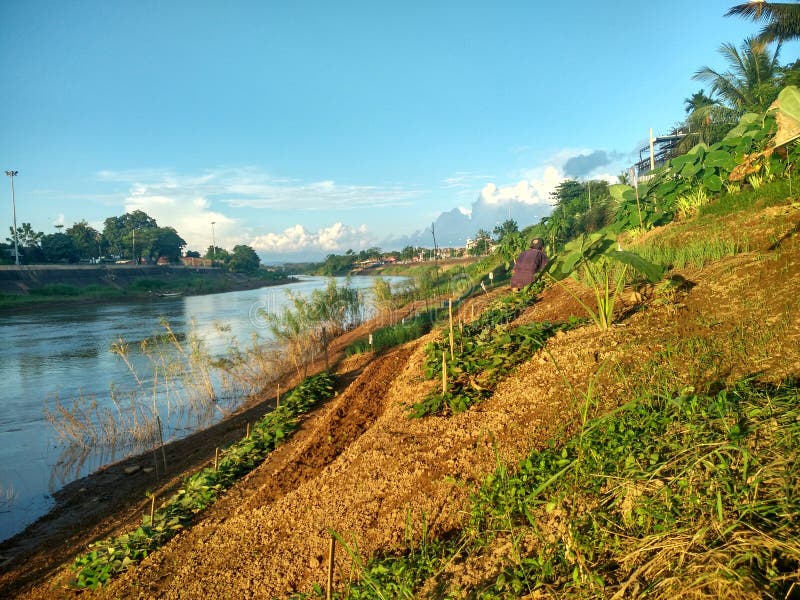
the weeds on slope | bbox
[70,371,336,590]
[327,377,800,599]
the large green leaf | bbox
[680,161,702,178]
[670,154,698,169]
[704,150,736,171]
[774,85,800,148]
[609,250,664,283]
[609,184,632,201]
[703,173,723,192]
[724,113,762,139]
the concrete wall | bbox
[0,265,237,295]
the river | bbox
[0,275,405,542]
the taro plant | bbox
[547,233,664,330]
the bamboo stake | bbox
[326,534,336,600]
[149,494,156,524]
[246,422,250,438]
[214,447,219,471]
[276,383,281,408]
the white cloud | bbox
[250,222,376,254]
[124,191,235,252]
[441,172,496,190]
[479,166,563,207]
[98,166,423,253]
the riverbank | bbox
[0,298,421,596]
[0,265,296,311]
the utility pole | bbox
[649,128,656,172]
[5,170,19,265]
[211,221,216,267]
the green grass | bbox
[631,233,750,270]
[328,377,800,599]
[345,314,434,356]
[699,175,799,219]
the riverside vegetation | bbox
[5,82,800,599]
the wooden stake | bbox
[322,325,329,370]
[149,494,156,524]
[448,299,454,360]
[214,447,219,471]
[246,422,250,438]
[276,383,281,408]
[326,534,336,600]
[442,351,448,394]
[156,415,167,473]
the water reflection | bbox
[0,275,402,542]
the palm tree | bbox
[727,1,800,43]
[683,89,716,114]
[693,37,783,113]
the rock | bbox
[123,465,141,476]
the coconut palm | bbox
[683,89,716,114]
[693,37,784,113]
[727,1,800,43]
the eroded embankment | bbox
[5,203,800,598]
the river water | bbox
[0,275,403,542]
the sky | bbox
[1,1,798,262]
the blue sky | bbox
[1,1,797,261]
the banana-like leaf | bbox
[609,250,664,283]
[774,85,800,148]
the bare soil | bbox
[2,203,799,599]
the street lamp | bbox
[4,170,19,266]
[210,221,216,267]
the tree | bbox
[684,89,716,114]
[492,219,519,241]
[7,222,43,247]
[185,250,201,258]
[468,229,492,256]
[148,227,186,263]
[228,245,260,274]
[727,1,800,43]
[400,246,418,261]
[65,220,101,260]
[102,210,158,258]
[205,245,231,266]
[693,37,784,113]
[40,233,79,263]
[7,223,44,263]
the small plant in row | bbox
[70,371,336,590]
[410,319,577,418]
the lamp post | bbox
[5,170,19,265]
[132,228,136,265]
[211,221,216,267]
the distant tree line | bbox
[1,209,261,274]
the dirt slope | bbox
[5,202,800,598]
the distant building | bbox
[181,256,213,267]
